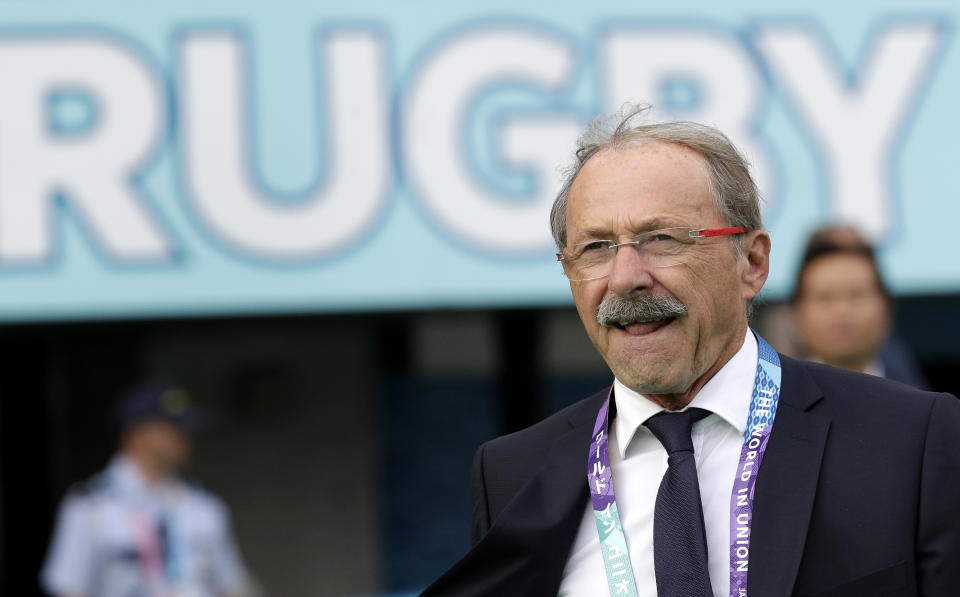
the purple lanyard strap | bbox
[587,331,781,597]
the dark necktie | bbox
[644,407,713,597]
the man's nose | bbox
[607,244,655,297]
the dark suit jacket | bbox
[422,354,960,597]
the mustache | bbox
[596,294,688,327]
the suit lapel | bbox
[748,355,831,597]
[422,392,606,596]
[501,406,598,587]
[474,393,602,593]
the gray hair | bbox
[549,105,763,251]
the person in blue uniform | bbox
[41,379,250,597]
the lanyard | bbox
[130,510,166,588]
[587,331,782,597]
[129,501,187,594]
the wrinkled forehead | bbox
[566,142,719,240]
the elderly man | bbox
[422,108,960,597]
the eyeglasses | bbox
[557,226,747,282]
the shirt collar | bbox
[108,454,175,498]
[863,358,884,378]
[108,454,149,494]
[613,328,758,458]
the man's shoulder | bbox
[480,387,608,463]
[175,479,230,519]
[63,469,112,503]
[780,353,954,423]
[468,388,606,515]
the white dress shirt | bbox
[41,455,248,597]
[559,330,758,597]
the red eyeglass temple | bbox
[691,226,748,238]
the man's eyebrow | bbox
[570,218,683,243]
[576,219,669,238]
[631,219,668,232]
[575,227,614,240]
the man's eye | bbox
[651,233,680,242]
[582,241,610,252]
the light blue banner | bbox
[0,2,955,321]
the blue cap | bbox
[116,379,204,431]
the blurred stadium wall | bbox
[2,2,960,595]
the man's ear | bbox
[741,230,771,301]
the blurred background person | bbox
[791,225,929,388]
[40,379,251,597]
